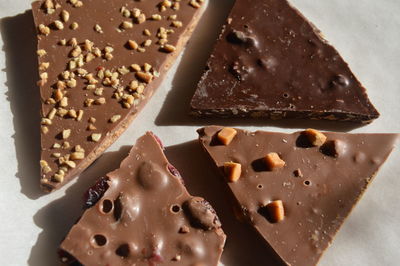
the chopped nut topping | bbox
[53,20,64,30]
[172,2,180,10]
[60,96,68,107]
[190,0,202,8]
[41,118,52,126]
[64,160,76,168]
[110,114,121,123]
[39,62,50,71]
[94,24,103,33]
[161,44,176,53]
[143,29,151,36]
[152,14,162,20]
[172,21,183,28]
[121,21,133,29]
[61,10,70,22]
[67,109,77,118]
[130,64,141,72]
[303,129,327,147]
[52,153,61,158]
[53,172,64,183]
[89,117,96,123]
[143,39,152,47]
[91,133,102,142]
[70,46,82,57]
[87,124,97,131]
[47,108,57,120]
[94,97,106,105]
[41,126,49,134]
[134,13,146,24]
[38,24,51,35]
[224,162,241,182]
[264,152,285,171]
[71,151,85,160]
[127,40,139,50]
[62,129,71,139]
[265,200,285,223]
[217,127,237,145]
[179,225,190,234]
[70,22,79,30]
[37,49,47,57]
[53,143,61,149]
[136,71,153,83]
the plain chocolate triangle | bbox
[32,0,206,192]
[59,132,226,265]
[198,126,398,266]
[190,0,379,123]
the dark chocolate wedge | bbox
[60,132,226,265]
[198,126,398,266]
[190,0,379,123]
[33,0,207,192]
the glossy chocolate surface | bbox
[191,0,379,122]
[33,0,206,191]
[198,126,398,266]
[60,132,226,265]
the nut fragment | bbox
[61,10,70,22]
[53,20,64,30]
[303,129,326,147]
[135,71,153,83]
[91,133,102,142]
[265,200,285,223]
[161,44,176,53]
[38,24,51,35]
[70,22,79,30]
[110,114,121,123]
[264,152,285,171]
[62,129,71,139]
[127,40,139,50]
[71,151,85,160]
[223,162,241,182]
[217,127,237,145]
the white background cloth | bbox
[0,0,399,265]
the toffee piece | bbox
[33,0,207,192]
[60,132,226,265]
[198,126,398,266]
[190,0,379,123]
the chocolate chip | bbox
[183,197,221,230]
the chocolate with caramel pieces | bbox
[198,126,398,266]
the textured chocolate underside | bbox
[60,132,226,265]
[190,0,379,123]
[33,0,206,192]
[198,126,397,266]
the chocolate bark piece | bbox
[190,0,380,123]
[33,0,207,192]
[59,132,226,265]
[198,126,398,266]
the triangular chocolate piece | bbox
[190,0,379,123]
[32,0,206,192]
[198,126,398,266]
[59,132,226,265]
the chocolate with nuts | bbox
[198,126,398,266]
[190,0,379,123]
[32,0,207,191]
[60,132,226,265]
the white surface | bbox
[0,0,399,265]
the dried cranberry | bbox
[167,164,184,185]
[83,177,109,209]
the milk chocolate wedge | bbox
[198,126,398,266]
[190,0,379,123]
[59,132,226,265]
[32,0,207,192]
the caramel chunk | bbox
[217,127,237,145]
[223,162,241,182]
[266,200,285,223]
[303,129,327,147]
[264,152,285,170]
